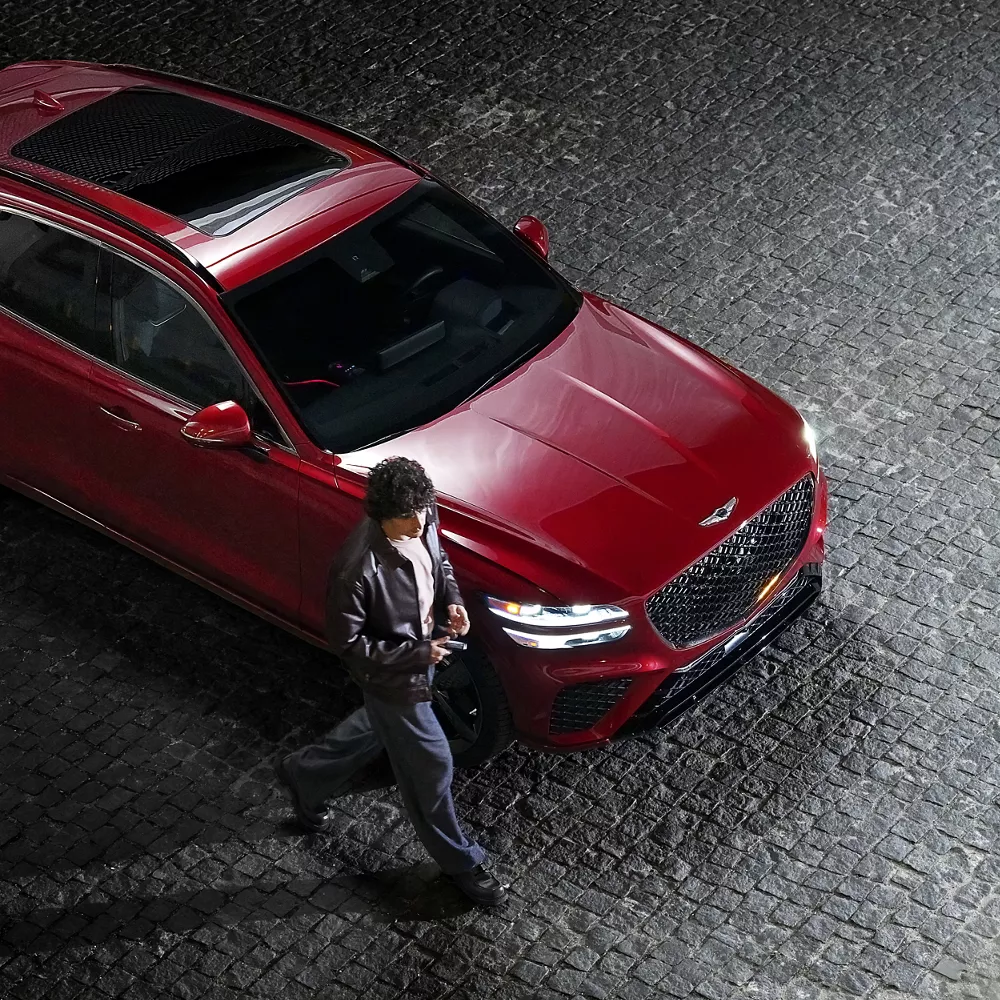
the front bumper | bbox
[616,563,821,737]
[490,468,828,752]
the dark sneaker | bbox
[449,864,508,906]
[274,756,334,833]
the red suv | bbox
[0,61,827,766]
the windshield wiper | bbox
[458,342,544,406]
[355,424,429,450]
[347,342,546,452]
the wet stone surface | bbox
[2,1,1000,998]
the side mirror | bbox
[180,400,253,449]
[514,215,549,259]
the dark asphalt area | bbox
[2,2,1000,998]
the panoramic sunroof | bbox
[11,87,350,236]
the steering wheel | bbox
[404,265,446,301]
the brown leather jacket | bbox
[325,503,464,704]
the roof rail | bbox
[106,63,424,176]
[0,164,223,292]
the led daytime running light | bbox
[502,625,632,649]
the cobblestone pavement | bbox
[2,2,1000,998]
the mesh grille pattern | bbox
[11,87,344,193]
[634,567,818,727]
[550,677,632,734]
[646,475,815,646]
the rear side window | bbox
[0,211,110,359]
[106,254,246,410]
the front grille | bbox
[550,677,632,734]
[621,564,822,736]
[646,475,815,646]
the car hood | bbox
[341,293,815,601]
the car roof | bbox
[0,61,421,290]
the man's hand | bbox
[447,604,471,636]
[429,635,452,664]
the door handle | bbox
[99,405,142,431]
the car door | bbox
[86,248,302,622]
[0,208,109,512]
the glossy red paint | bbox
[0,61,420,290]
[499,518,826,749]
[0,60,829,755]
[86,360,303,620]
[513,215,549,258]
[180,401,253,448]
[342,293,813,602]
[0,304,98,512]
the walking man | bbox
[275,456,506,907]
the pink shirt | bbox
[387,534,435,638]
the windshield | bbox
[223,179,581,452]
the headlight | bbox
[803,420,817,461]
[485,597,628,626]
[485,596,630,649]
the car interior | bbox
[0,213,104,354]
[227,183,576,452]
[109,257,246,409]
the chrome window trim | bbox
[0,300,99,367]
[0,201,297,455]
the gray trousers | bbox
[285,694,485,875]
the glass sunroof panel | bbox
[11,87,350,235]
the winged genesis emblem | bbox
[699,496,738,526]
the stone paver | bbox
[2,2,1000,998]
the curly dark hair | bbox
[365,457,436,521]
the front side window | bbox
[106,254,247,411]
[0,211,110,359]
[224,179,581,453]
